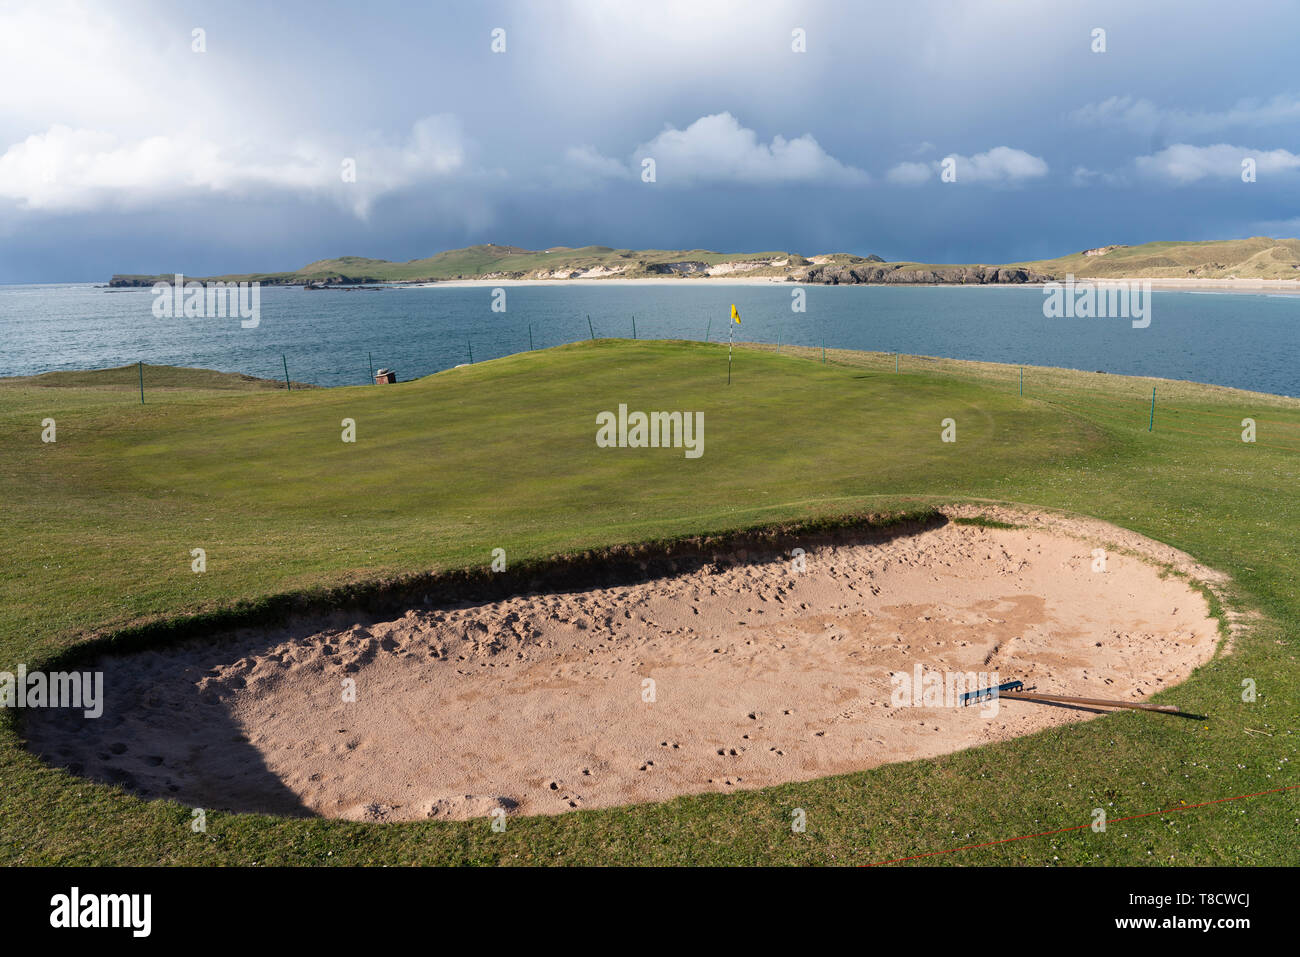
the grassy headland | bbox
[108,237,1300,288]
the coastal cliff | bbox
[793,263,1048,285]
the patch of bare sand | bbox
[26,514,1224,821]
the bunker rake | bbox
[959,679,1204,719]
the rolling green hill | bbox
[292,244,802,281]
[110,245,812,286]
[1014,236,1300,280]
[108,236,1300,287]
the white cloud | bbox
[1070,97,1162,132]
[957,147,1049,183]
[886,161,933,185]
[1134,143,1300,184]
[515,0,816,107]
[1069,165,1120,187]
[561,145,631,182]
[1071,94,1300,135]
[0,1,475,220]
[886,146,1048,185]
[630,112,868,186]
[0,1,190,136]
[0,116,468,216]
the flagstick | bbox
[728,320,733,385]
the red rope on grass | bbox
[866,782,1300,866]
[1157,424,1300,453]
[1037,389,1152,409]
[1163,406,1300,429]
[1047,400,1300,452]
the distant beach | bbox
[400,275,1300,294]
[401,276,792,288]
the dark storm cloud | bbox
[2,0,1299,280]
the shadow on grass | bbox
[20,507,948,818]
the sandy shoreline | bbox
[400,276,790,288]
[396,276,1300,294]
[99,276,1300,294]
[27,513,1223,822]
[1090,277,1300,293]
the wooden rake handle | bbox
[998,691,1181,713]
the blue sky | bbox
[3,0,1299,281]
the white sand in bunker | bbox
[28,516,1223,822]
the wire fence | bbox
[112,314,1300,456]
[743,342,1300,456]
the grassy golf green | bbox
[1,339,1296,865]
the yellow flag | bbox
[730,303,741,324]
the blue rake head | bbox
[959,679,1024,707]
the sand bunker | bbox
[26,514,1223,821]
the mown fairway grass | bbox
[1,339,1296,865]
